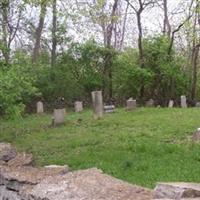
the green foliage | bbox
[0,64,38,118]
[113,36,188,104]
[113,48,153,100]
[143,36,188,101]
[35,40,111,103]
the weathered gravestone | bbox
[52,109,66,126]
[104,105,115,113]
[196,102,200,107]
[36,101,44,114]
[52,97,66,126]
[168,100,174,108]
[126,98,137,111]
[146,99,154,107]
[91,91,103,119]
[181,95,187,108]
[74,101,83,113]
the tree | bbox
[124,0,158,100]
[190,0,200,99]
[0,0,22,65]
[51,0,57,67]
[32,0,48,64]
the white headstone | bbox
[91,91,103,119]
[181,95,187,108]
[126,98,137,111]
[36,101,44,114]
[74,101,83,112]
[168,100,174,108]
[52,108,66,126]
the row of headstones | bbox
[36,93,194,125]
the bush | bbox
[0,64,38,118]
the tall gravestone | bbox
[181,95,187,108]
[74,101,83,113]
[126,98,137,111]
[91,91,103,119]
[36,101,44,114]
[168,100,174,108]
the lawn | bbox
[1,108,200,188]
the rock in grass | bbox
[154,182,200,199]
[0,143,17,162]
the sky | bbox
[19,0,192,50]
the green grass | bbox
[1,108,200,188]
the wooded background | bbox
[0,0,199,117]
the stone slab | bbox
[154,182,200,199]
[27,168,153,200]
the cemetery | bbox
[0,0,200,199]
[1,92,200,199]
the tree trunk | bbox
[51,0,57,67]
[32,1,47,64]
[103,0,119,102]
[136,10,145,100]
[163,0,171,38]
[191,45,200,99]
[1,0,10,64]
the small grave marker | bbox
[126,98,137,111]
[74,101,83,113]
[36,101,44,114]
[104,105,115,113]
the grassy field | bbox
[1,108,200,188]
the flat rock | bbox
[0,165,69,187]
[27,168,153,200]
[0,143,17,162]
[154,182,200,199]
[7,152,33,167]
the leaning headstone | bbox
[91,91,103,119]
[52,108,66,126]
[126,98,137,111]
[36,101,44,114]
[74,101,83,113]
[146,99,154,107]
[104,105,115,113]
[181,95,187,108]
[168,100,174,108]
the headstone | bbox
[168,100,174,108]
[146,99,154,107]
[181,95,187,108]
[126,98,137,111]
[104,105,115,113]
[36,101,44,114]
[196,102,200,107]
[74,101,83,113]
[91,91,103,119]
[52,108,66,126]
